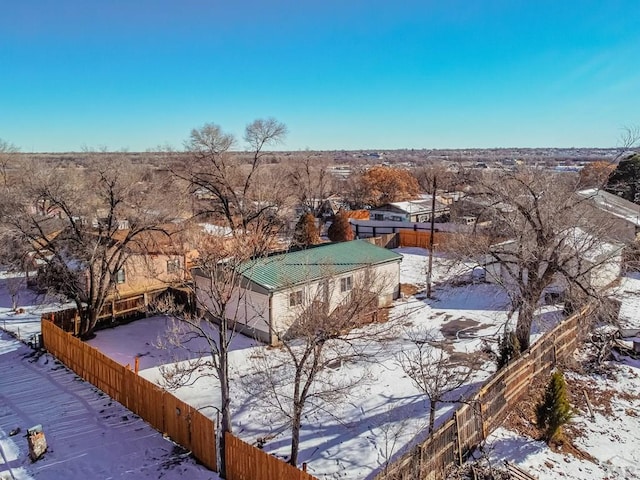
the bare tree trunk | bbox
[80,307,100,339]
[219,343,232,478]
[516,301,536,351]
[289,402,303,467]
[428,401,437,434]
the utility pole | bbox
[426,177,436,298]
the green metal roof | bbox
[240,240,402,291]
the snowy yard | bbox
[87,248,516,479]
[479,358,640,480]
[0,331,219,480]
[3,249,640,479]
[0,272,74,341]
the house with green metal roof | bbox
[193,240,402,344]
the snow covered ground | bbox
[0,272,74,341]
[3,250,640,479]
[480,358,640,480]
[472,273,640,480]
[85,248,515,479]
[0,330,219,480]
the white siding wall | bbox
[485,252,622,292]
[270,261,400,335]
[369,209,409,222]
[195,260,401,344]
[195,275,270,339]
[589,253,622,290]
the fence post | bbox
[477,400,486,442]
[454,410,463,466]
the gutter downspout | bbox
[268,292,275,346]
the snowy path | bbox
[0,331,218,480]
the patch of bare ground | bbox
[400,283,420,296]
[502,368,607,463]
[440,318,482,340]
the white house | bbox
[193,240,402,345]
[576,188,640,242]
[369,198,449,223]
[485,228,623,293]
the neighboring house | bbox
[485,229,623,292]
[317,195,350,222]
[291,195,349,222]
[369,198,448,223]
[193,240,402,345]
[30,226,192,302]
[576,188,640,243]
[107,228,194,298]
[436,191,466,206]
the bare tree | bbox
[375,408,415,479]
[453,167,624,351]
[181,118,287,247]
[620,125,640,151]
[609,125,640,165]
[155,117,286,478]
[242,266,394,467]
[413,163,459,194]
[287,152,333,215]
[155,230,273,478]
[0,138,19,188]
[0,157,180,337]
[397,330,480,433]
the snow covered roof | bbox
[374,199,448,214]
[198,223,233,237]
[577,188,640,227]
[562,227,623,263]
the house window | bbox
[391,215,403,221]
[340,276,353,292]
[374,214,384,221]
[115,268,126,284]
[167,258,181,274]
[289,290,304,307]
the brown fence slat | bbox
[224,432,318,480]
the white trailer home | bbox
[193,240,402,345]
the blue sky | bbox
[1,1,639,152]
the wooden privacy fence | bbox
[41,318,318,480]
[398,230,449,249]
[225,433,318,480]
[41,319,216,470]
[377,306,589,480]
